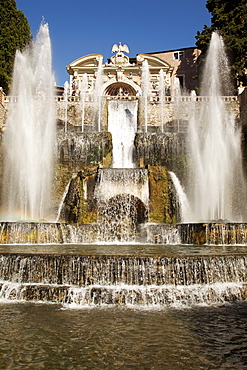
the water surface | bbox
[0,243,247,256]
[0,302,247,369]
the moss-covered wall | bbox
[56,167,99,224]
[135,132,187,184]
[53,131,112,221]
[57,131,112,168]
[148,166,179,224]
[57,165,180,225]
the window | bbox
[174,51,184,60]
[176,75,185,88]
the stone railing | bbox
[3,95,238,104]
[150,95,238,103]
[238,88,247,127]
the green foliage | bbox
[0,0,31,92]
[196,0,247,85]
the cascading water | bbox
[0,252,247,307]
[187,32,247,222]
[2,22,56,221]
[108,100,138,168]
[169,171,191,222]
[56,173,77,223]
[96,99,144,241]
[95,169,149,242]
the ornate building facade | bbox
[65,42,200,100]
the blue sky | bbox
[16,0,211,86]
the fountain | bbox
[159,69,166,133]
[173,76,182,133]
[80,73,88,132]
[141,60,150,132]
[0,28,247,310]
[93,56,103,131]
[108,100,138,168]
[1,22,56,222]
[186,32,247,222]
[63,81,69,133]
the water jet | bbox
[2,22,56,222]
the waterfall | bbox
[56,173,77,223]
[0,222,100,244]
[108,100,138,168]
[169,172,191,222]
[95,169,149,242]
[101,100,143,241]
[95,169,149,204]
[2,22,56,222]
[0,221,247,245]
[188,32,247,222]
[0,253,247,307]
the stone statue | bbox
[110,42,130,67]
[111,42,129,55]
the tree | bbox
[196,0,247,86]
[0,0,31,93]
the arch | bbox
[102,79,141,97]
[104,82,137,97]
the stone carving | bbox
[111,42,129,54]
[110,42,131,67]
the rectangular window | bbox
[174,51,184,60]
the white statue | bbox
[111,42,129,55]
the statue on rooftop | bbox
[111,42,129,55]
[110,42,130,67]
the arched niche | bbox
[104,82,137,97]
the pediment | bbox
[137,54,172,70]
[68,54,103,69]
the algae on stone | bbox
[148,166,178,224]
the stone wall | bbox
[2,96,240,130]
[148,166,179,224]
[238,88,247,166]
[239,88,247,130]
[56,99,191,129]
[56,169,98,224]
[55,97,240,130]
[135,132,187,181]
[57,131,112,168]
[53,131,112,222]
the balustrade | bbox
[3,95,239,104]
